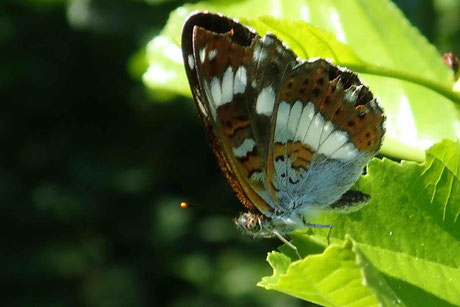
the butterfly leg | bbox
[272,230,301,259]
[304,223,333,245]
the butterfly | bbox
[181,12,385,252]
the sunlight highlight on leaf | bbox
[259,237,404,307]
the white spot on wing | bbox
[233,66,247,94]
[330,143,358,161]
[276,45,284,55]
[221,67,234,104]
[256,87,275,116]
[294,102,315,142]
[187,55,195,70]
[253,45,267,63]
[249,171,265,184]
[287,101,302,139]
[200,48,206,63]
[347,148,359,160]
[319,121,334,144]
[275,101,290,142]
[319,130,348,156]
[233,138,256,158]
[208,49,217,61]
[201,81,215,119]
[210,77,222,107]
[263,35,275,45]
[197,103,208,115]
[197,101,208,117]
[303,112,324,150]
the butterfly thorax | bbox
[234,211,306,238]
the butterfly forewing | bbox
[182,13,297,213]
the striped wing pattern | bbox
[182,13,297,214]
[268,60,384,210]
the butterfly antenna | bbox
[179,202,237,214]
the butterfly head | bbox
[234,212,265,237]
[234,211,303,238]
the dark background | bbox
[1,0,458,306]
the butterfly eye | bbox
[247,216,258,229]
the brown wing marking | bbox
[200,114,258,211]
[267,140,316,201]
[289,141,315,170]
[191,25,271,213]
[271,141,314,171]
[193,27,253,83]
[278,60,385,153]
[215,101,264,192]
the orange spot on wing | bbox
[217,102,251,137]
[291,141,314,169]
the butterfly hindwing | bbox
[267,60,384,210]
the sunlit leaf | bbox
[143,35,191,97]
[240,16,364,65]
[146,0,460,161]
[259,237,403,306]
[265,140,460,306]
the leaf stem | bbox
[345,62,460,104]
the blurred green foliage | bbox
[1,0,458,306]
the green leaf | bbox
[145,0,460,161]
[264,140,460,306]
[259,237,404,307]
[240,17,364,66]
[143,35,191,97]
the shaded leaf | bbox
[270,140,460,306]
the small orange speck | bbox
[180,202,188,208]
[230,28,234,36]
